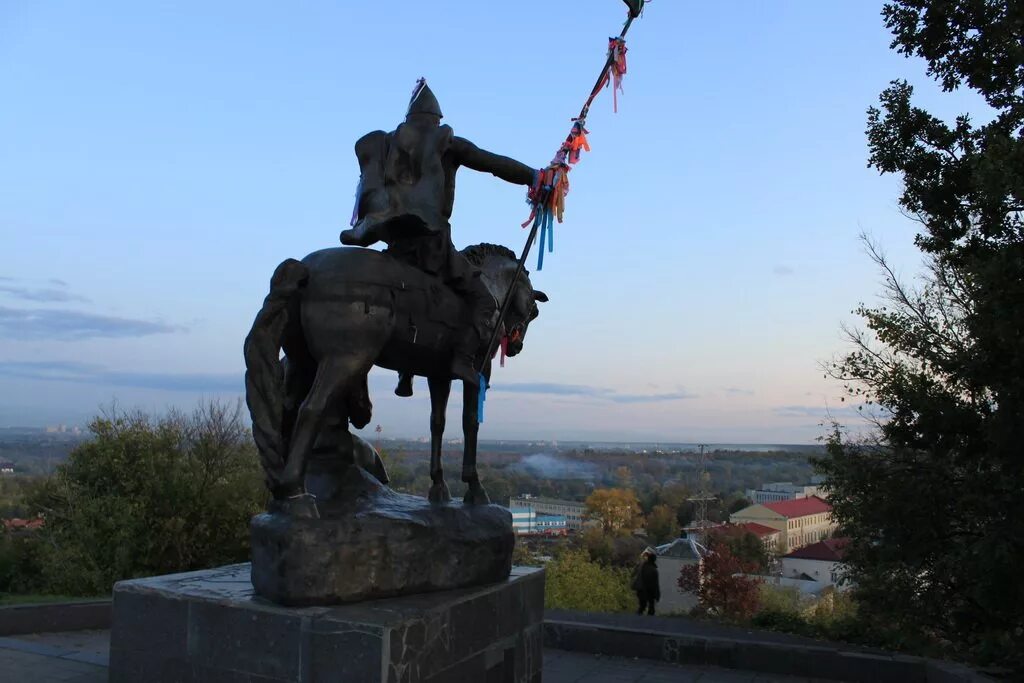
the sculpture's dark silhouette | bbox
[244,243,546,506]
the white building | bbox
[510,506,535,534]
[652,537,704,615]
[509,506,569,536]
[745,482,823,504]
[780,538,849,590]
[509,495,587,530]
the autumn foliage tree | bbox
[679,541,762,620]
[585,488,641,535]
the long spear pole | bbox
[477,4,645,381]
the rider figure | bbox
[341,79,537,391]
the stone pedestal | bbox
[252,463,515,606]
[109,563,544,683]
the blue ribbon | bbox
[477,373,487,423]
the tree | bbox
[580,525,614,565]
[610,534,648,568]
[512,542,540,568]
[678,542,762,621]
[613,465,633,489]
[25,401,266,595]
[544,549,634,613]
[710,527,770,572]
[816,0,1024,668]
[645,504,680,545]
[655,482,690,510]
[585,488,641,535]
[726,494,752,515]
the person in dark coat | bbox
[632,549,661,615]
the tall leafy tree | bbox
[816,0,1023,668]
[585,488,642,535]
[26,401,266,594]
[645,504,680,545]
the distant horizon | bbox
[0,422,824,451]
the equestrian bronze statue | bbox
[244,80,546,509]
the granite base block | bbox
[109,563,544,683]
[252,465,516,606]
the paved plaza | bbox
[0,629,834,683]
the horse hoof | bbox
[428,482,451,504]
[269,492,320,519]
[463,486,491,506]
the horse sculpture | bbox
[244,243,546,508]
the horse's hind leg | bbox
[278,352,372,497]
[281,346,315,447]
[346,372,373,430]
[427,376,452,503]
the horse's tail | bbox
[243,258,309,490]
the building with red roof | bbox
[784,538,848,562]
[762,496,832,518]
[2,517,44,533]
[728,496,835,553]
[781,538,850,589]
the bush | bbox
[757,584,804,616]
[544,549,634,613]
[19,401,266,595]
[751,608,810,635]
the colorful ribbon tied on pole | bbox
[521,1,644,271]
[477,0,648,422]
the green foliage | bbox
[757,584,804,616]
[726,494,752,515]
[580,526,614,565]
[817,0,1024,670]
[544,549,634,613]
[712,529,770,572]
[0,476,43,518]
[512,542,540,567]
[644,504,679,545]
[20,401,266,595]
[752,589,938,656]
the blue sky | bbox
[0,1,987,442]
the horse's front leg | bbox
[461,378,490,505]
[427,376,452,503]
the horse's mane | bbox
[461,243,517,267]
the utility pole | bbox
[688,444,715,537]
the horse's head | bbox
[462,243,549,358]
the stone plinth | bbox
[109,563,544,683]
[252,464,515,606]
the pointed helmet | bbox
[407,78,443,119]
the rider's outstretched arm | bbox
[450,136,535,186]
